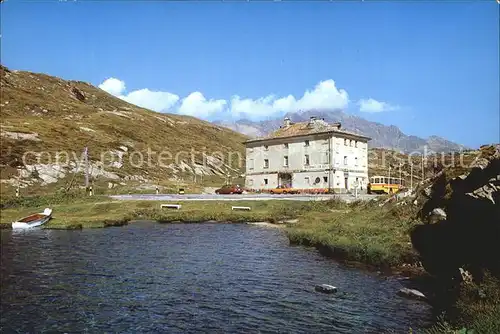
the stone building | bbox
[244,116,371,193]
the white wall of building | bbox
[245,132,369,192]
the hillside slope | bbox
[214,109,466,153]
[0,65,248,192]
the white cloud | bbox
[227,79,348,120]
[358,98,399,113]
[295,80,349,111]
[96,77,358,120]
[98,78,179,112]
[98,78,126,96]
[178,92,227,118]
[229,95,279,119]
[120,89,179,112]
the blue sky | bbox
[1,0,498,148]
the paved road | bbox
[110,193,379,202]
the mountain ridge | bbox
[213,109,467,153]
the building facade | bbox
[244,117,371,193]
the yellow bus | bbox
[367,176,406,194]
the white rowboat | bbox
[12,208,53,229]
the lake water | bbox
[0,222,431,333]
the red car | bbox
[215,184,243,195]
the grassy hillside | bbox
[0,65,248,193]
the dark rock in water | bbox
[397,288,427,301]
[315,284,337,294]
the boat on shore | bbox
[12,208,53,229]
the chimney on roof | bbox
[283,117,292,127]
[308,116,317,126]
[331,122,342,130]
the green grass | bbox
[0,195,328,230]
[287,200,420,267]
[424,274,500,334]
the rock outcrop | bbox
[410,145,500,282]
[71,86,86,102]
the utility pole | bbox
[410,164,413,190]
[421,153,425,181]
[16,168,20,197]
[84,147,89,194]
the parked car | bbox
[269,185,300,194]
[215,184,243,195]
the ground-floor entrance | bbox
[278,172,292,188]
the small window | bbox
[248,179,254,186]
[355,141,358,148]
[304,177,310,185]
[350,140,353,147]
[264,145,269,151]
[283,156,289,167]
[315,177,321,184]
[354,157,358,166]
[322,152,329,164]
[249,158,254,170]
[283,143,289,148]
[264,178,268,185]
[305,140,310,147]
[344,156,348,165]
[304,154,310,166]
[384,177,389,184]
[264,159,269,169]
[323,176,328,183]
[344,139,347,146]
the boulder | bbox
[71,86,86,102]
[429,208,447,223]
[397,288,427,301]
[410,146,500,280]
[315,284,337,294]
